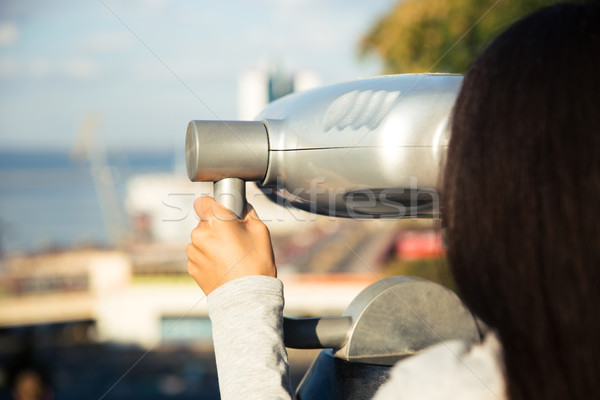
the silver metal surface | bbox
[185,120,269,182]
[186,75,461,218]
[185,120,269,218]
[333,276,480,365]
[214,178,247,219]
[256,74,462,218]
[283,316,353,349]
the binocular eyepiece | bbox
[185,120,269,218]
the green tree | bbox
[360,0,560,73]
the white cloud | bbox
[140,0,168,10]
[79,31,136,53]
[130,60,170,82]
[129,58,230,83]
[0,22,18,46]
[105,0,168,16]
[0,57,18,78]
[62,58,103,80]
[28,59,53,78]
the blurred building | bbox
[0,247,379,348]
[238,65,320,120]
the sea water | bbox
[0,150,175,254]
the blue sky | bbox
[0,0,396,152]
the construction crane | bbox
[70,113,125,247]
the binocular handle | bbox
[283,316,352,349]
[214,177,247,219]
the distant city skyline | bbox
[0,0,396,152]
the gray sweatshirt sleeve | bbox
[207,275,293,400]
[373,333,506,400]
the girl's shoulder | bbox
[374,332,506,400]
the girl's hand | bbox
[186,196,277,295]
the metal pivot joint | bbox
[214,178,246,219]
